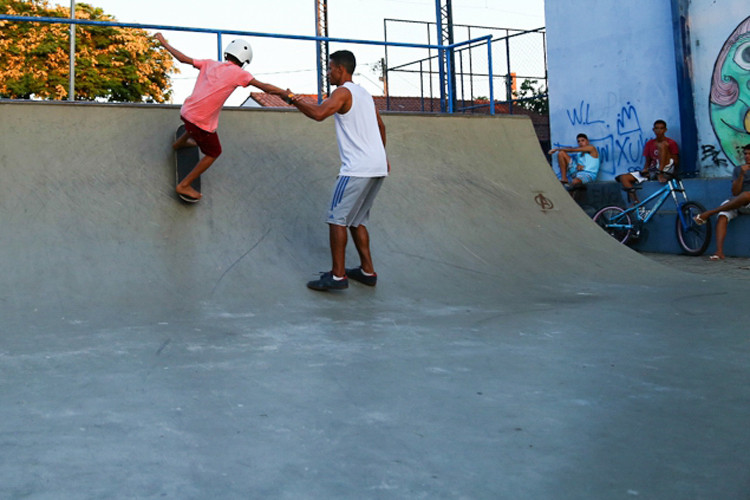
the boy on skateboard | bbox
[155,33,286,201]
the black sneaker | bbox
[307,271,348,291]
[346,267,377,286]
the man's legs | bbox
[329,224,348,278]
[306,223,349,291]
[350,224,375,274]
[712,214,729,259]
[697,192,750,221]
[329,224,376,277]
[316,176,383,288]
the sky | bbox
[76,0,545,104]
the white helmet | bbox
[224,39,253,66]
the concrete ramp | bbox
[1,102,748,498]
[1,102,648,321]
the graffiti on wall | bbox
[708,15,750,174]
[552,100,648,180]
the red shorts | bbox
[181,117,222,158]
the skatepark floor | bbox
[642,252,750,280]
[2,102,749,499]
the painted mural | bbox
[709,15,750,169]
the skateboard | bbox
[174,124,201,203]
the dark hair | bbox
[653,119,667,128]
[329,50,356,74]
[576,133,588,140]
[225,54,241,66]
[744,144,750,152]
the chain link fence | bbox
[383,20,547,115]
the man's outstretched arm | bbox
[289,87,350,122]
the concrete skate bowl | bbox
[1,101,660,326]
[3,102,750,499]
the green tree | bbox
[0,0,176,102]
[513,78,548,115]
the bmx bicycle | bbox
[592,173,712,256]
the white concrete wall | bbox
[545,1,682,181]
[546,1,750,180]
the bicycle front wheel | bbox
[676,201,711,256]
[593,206,632,244]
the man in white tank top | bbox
[287,50,389,291]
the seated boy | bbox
[616,119,679,204]
[549,133,600,189]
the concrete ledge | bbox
[575,179,750,257]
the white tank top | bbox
[334,82,388,177]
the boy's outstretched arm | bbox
[154,33,193,66]
[248,79,293,100]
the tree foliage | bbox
[513,79,549,115]
[0,0,176,102]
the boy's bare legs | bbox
[173,131,197,150]
[697,192,750,221]
[617,173,640,203]
[711,215,729,260]
[350,224,375,274]
[656,141,673,182]
[177,155,215,200]
[658,141,672,168]
[558,151,571,183]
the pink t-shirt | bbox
[180,59,253,133]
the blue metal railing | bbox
[0,14,496,115]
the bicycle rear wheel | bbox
[676,201,711,256]
[593,206,632,244]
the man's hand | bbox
[155,32,166,45]
[282,89,296,104]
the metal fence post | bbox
[68,1,75,101]
[488,38,494,115]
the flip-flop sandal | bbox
[693,214,706,225]
[708,254,723,261]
